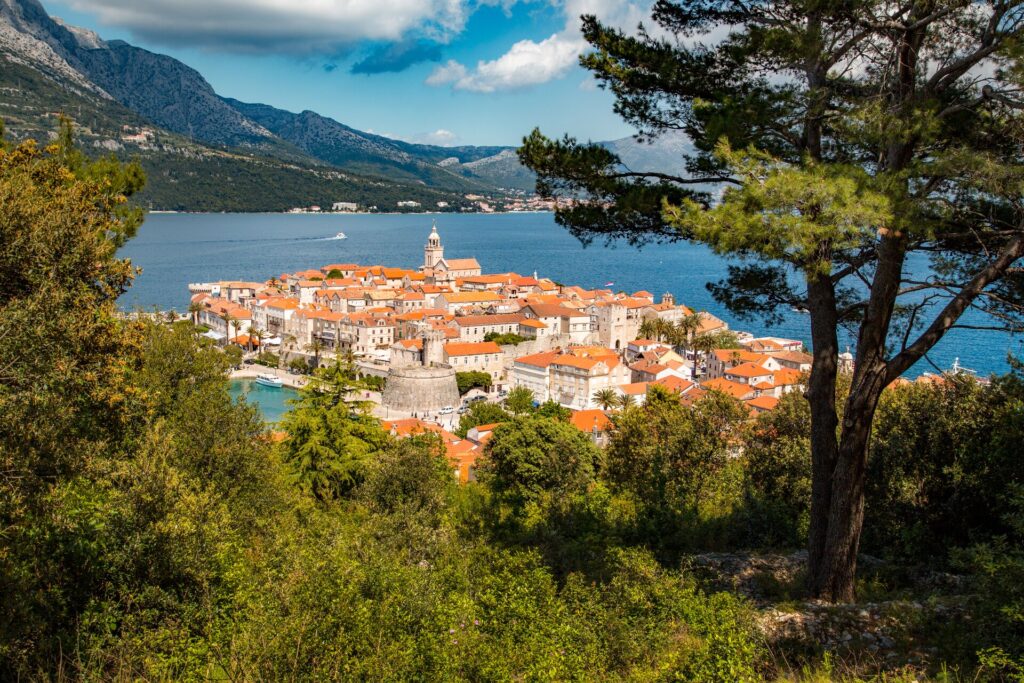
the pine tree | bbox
[519,0,1024,601]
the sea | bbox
[118,211,1022,378]
[228,379,296,423]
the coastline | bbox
[230,364,308,390]
[144,210,555,217]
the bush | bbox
[483,332,526,345]
[455,401,511,438]
[456,370,492,395]
[865,373,1024,561]
[257,351,280,367]
[605,387,748,553]
[479,416,602,511]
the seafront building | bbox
[190,222,812,478]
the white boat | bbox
[335,231,347,240]
[255,373,284,388]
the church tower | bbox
[424,221,444,270]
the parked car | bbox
[467,395,488,404]
[440,405,455,415]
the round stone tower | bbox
[382,324,459,414]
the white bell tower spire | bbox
[424,220,444,269]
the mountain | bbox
[0,55,470,212]
[222,98,501,190]
[0,0,699,207]
[0,0,307,156]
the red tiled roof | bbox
[570,409,612,433]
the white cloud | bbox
[426,0,655,93]
[416,129,460,145]
[425,60,470,86]
[427,34,586,92]
[64,0,472,53]
[368,127,461,145]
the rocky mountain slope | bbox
[223,98,500,190]
[0,0,699,204]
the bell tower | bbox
[424,221,444,270]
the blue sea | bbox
[228,379,298,424]
[118,212,1022,378]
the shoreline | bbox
[145,210,555,217]
[230,365,308,390]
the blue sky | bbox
[43,0,653,147]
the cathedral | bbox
[421,221,482,283]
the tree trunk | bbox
[811,360,888,601]
[804,271,841,591]
[809,231,906,601]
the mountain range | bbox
[0,0,691,211]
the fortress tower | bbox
[382,323,459,414]
[423,326,446,367]
[424,221,444,270]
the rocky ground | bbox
[686,552,974,679]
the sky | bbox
[41,0,656,147]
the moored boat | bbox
[255,373,284,388]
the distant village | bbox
[287,193,574,215]
[188,222,840,480]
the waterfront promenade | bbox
[230,364,309,390]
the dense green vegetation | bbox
[484,331,527,345]
[454,401,512,438]
[130,150,472,213]
[3,124,1024,681]
[456,370,493,394]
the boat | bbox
[255,373,284,388]
[335,231,347,240]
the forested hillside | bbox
[0,58,471,212]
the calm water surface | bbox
[228,379,298,424]
[119,212,1022,377]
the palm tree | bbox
[638,318,661,341]
[504,386,535,415]
[617,393,638,410]
[671,311,706,367]
[187,300,204,325]
[639,317,673,343]
[592,387,619,410]
[220,312,236,346]
[689,329,740,379]
[250,326,266,356]
[305,338,326,369]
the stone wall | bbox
[496,333,600,372]
[382,364,460,413]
